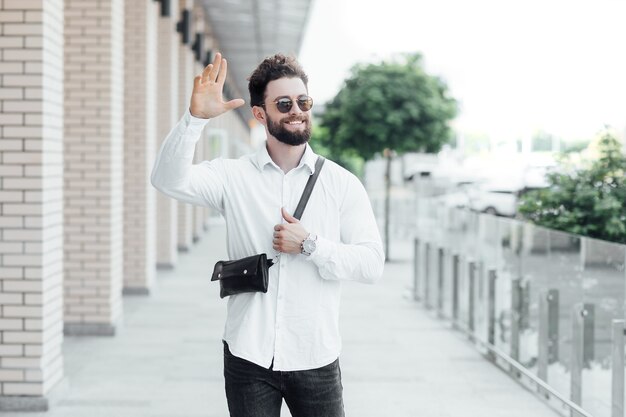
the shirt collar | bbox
[255,141,318,174]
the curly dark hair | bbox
[247,53,308,107]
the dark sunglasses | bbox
[261,95,313,114]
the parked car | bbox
[468,184,518,217]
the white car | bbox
[469,185,518,217]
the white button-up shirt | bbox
[151,110,384,371]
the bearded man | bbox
[151,52,384,417]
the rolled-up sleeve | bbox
[150,109,227,212]
[308,175,385,284]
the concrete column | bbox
[63,0,124,336]
[176,0,194,252]
[155,0,179,269]
[123,0,158,294]
[0,0,64,410]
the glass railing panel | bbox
[541,229,584,402]
[490,217,516,360]
[413,203,626,417]
[579,237,626,417]
[467,213,496,350]
[515,223,547,378]
[478,213,500,269]
[443,208,468,320]
[473,258,490,355]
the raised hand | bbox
[189,52,245,119]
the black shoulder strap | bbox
[293,157,325,220]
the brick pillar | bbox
[176,1,193,252]
[64,0,124,336]
[155,0,179,269]
[123,0,158,294]
[0,0,64,410]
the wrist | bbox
[189,107,210,119]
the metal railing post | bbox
[437,247,445,317]
[452,254,460,323]
[571,303,595,415]
[510,278,521,364]
[468,260,476,336]
[583,305,595,368]
[612,319,625,417]
[487,268,497,362]
[538,289,559,385]
[413,237,420,301]
[424,242,431,309]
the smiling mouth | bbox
[285,120,306,126]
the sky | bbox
[298,0,626,144]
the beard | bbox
[267,114,312,146]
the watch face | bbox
[304,239,316,253]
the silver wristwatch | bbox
[301,233,317,256]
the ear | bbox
[252,106,266,125]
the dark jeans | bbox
[223,341,345,417]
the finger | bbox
[217,58,228,85]
[281,207,299,224]
[225,98,245,110]
[201,64,213,84]
[193,75,202,89]
[209,52,222,82]
[274,224,283,231]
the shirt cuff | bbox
[170,109,210,158]
[307,235,334,264]
[186,108,211,129]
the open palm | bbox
[189,52,245,119]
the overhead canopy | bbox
[201,0,313,123]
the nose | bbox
[289,97,304,116]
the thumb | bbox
[225,98,245,110]
[281,207,299,224]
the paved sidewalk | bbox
[4,222,560,417]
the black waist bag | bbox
[210,156,325,298]
[211,254,274,299]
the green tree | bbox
[318,53,457,259]
[319,53,457,162]
[518,131,626,243]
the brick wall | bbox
[123,0,157,293]
[155,4,179,269]
[63,0,124,335]
[0,0,64,405]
